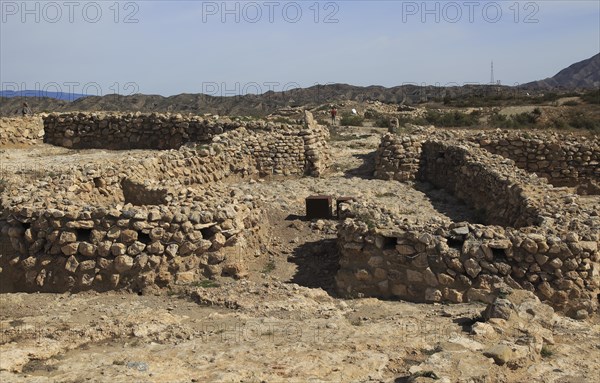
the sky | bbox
[1,0,599,97]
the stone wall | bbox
[0,198,261,292]
[336,215,599,318]
[43,112,233,150]
[340,138,600,318]
[41,111,329,179]
[374,130,600,194]
[0,111,330,292]
[0,117,44,147]
[374,133,423,182]
[418,141,547,228]
[477,133,600,194]
[375,134,556,227]
[1,114,330,215]
[0,141,267,292]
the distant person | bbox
[330,106,337,125]
[21,102,31,117]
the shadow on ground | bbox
[344,151,376,179]
[288,239,340,295]
[414,181,484,224]
[284,214,309,222]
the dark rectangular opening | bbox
[138,232,151,245]
[447,236,464,251]
[382,236,396,250]
[76,229,92,242]
[200,225,218,239]
[491,248,504,260]
[306,195,332,219]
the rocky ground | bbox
[1,283,599,382]
[1,124,599,382]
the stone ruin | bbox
[1,114,599,318]
[339,130,599,318]
[375,130,600,194]
[0,111,330,292]
[0,116,44,147]
[43,112,236,150]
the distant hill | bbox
[0,84,515,117]
[2,55,597,116]
[0,90,89,101]
[521,53,600,90]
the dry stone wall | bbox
[418,141,548,228]
[0,117,44,147]
[336,213,599,318]
[0,196,262,292]
[340,136,600,318]
[477,133,600,194]
[375,130,600,194]
[374,133,424,182]
[41,111,329,178]
[43,112,232,150]
[0,148,265,292]
[1,118,329,215]
[0,111,330,292]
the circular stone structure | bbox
[0,112,331,293]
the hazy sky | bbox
[1,0,599,96]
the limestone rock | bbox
[483,344,513,365]
[114,255,134,273]
[483,298,514,321]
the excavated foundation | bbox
[338,131,600,317]
[0,112,330,293]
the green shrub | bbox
[581,89,600,104]
[388,125,415,135]
[489,111,539,129]
[541,92,560,102]
[340,114,364,126]
[513,110,539,125]
[550,119,568,130]
[397,115,428,126]
[424,110,479,127]
[488,113,507,126]
[541,345,553,358]
[261,260,276,273]
[567,113,600,132]
[375,117,391,128]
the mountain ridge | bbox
[520,53,600,89]
[2,54,598,116]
